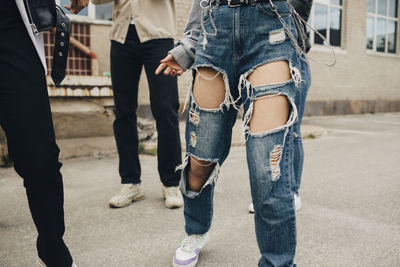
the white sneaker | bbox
[163,186,183,209]
[248,194,302,213]
[294,193,302,211]
[109,183,145,208]
[173,232,210,267]
[248,202,255,213]
[37,258,78,267]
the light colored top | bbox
[15,0,47,73]
[91,0,177,44]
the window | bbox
[308,0,343,47]
[367,0,398,54]
[57,0,113,21]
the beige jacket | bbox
[91,0,177,44]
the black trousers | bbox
[0,3,72,267]
[111,25,182,186]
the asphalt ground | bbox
[0,113,399,266]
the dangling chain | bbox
[292,8,307,53]
[200,9,218,37]
[268,0,337,67]
[200,0,218,50]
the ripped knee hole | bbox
[247,61,291,87]
[193,67,226,109]
[248,95,290,134]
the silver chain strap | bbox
[200,0,218,50]
[268,0,337,67]
[200,0,218,37]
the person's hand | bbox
[65,0,89,14]
[155,54,184,77]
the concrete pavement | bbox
[0,113,399,266]
[53,120,326,161]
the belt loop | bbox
[216,0,220,8]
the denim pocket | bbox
[256,2,291,18]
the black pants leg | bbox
[111,25,181,186]
[0,7,72,267]
[143,39,182,187]
[111,29,143,184]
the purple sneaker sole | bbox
[173,248,200,267]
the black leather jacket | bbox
[23,0,71,86]
[23,0,57,34]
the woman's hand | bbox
[155,54,184,77]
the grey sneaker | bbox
[163,186,183,209]
[248,202,255,213]
[109,183,145,208]
[294,193,302,211]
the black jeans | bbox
[0,3,72,267]
[111,25,181,186]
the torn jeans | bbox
[178,1,311,266]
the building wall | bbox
[304,0,400,114]
[308,0,400,102]
[171,0,400,114]
[3,0,399,158]
[81,0,400,114]
[91,24,112,75]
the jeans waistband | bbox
[215,0,285,7]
